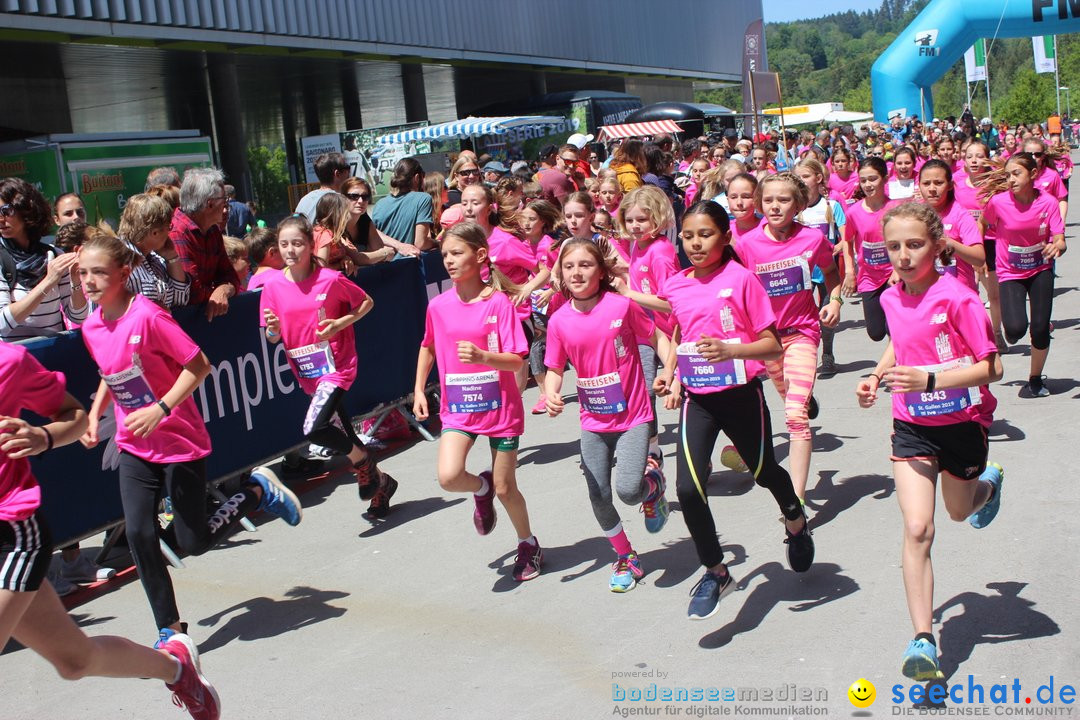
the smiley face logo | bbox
[848,678,876,708]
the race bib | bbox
[530,289,548,317]
[446,371,500,413]
[903,358,982,418]
[576,372,627,415]
[934,258,959,277]
[861,240,889,266]
[287,342,336,380]
[1006,243,1048,271]
[676,341,746,390]
[101,365,157,410]
[756,256,811,298]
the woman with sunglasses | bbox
[0,178,88,341]
[341,177,418,259]
[446,156,482,208]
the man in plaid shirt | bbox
[169,167,242,320]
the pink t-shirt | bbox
[628,237,679,337]
[487,227,538,321]
[0,344,65,521]
[731,216,765,246]
[258,267,369,395]
[422,287,526,437]
[659,260,776,396]
[982,190,1064,282]
[952,177,988,230]
[845,200,897,292]
[82,294,211,464]
[736,223,834,342]
[881,274,997,428]
[1034,167,1067,200]
[544,292,654,433]
[933,200,983,290]
[828,171,858,201]
[1054,154,1073,180]
[535,235,559,272]
[247,269,279,292]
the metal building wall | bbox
[0,0,758,81]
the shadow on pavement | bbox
[517,438,584,467]
[358,496,466,538]
[988,418,1025,443]
[647,542,748,590]
[805,472,893,529]
[932,581,1060,683]
[698,561,859,649]
[196,585,350,654]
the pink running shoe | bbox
[162,634,221,720]
[473,471,498,535]
[531,396,548,415]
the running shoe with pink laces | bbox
[609,552,645,592]
[640,468,669,533]
[512,539,543,581]
[162,633,220,720]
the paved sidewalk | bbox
[3,187,1079,719]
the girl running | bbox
[795,158,847,379]
[842,157,895,342]
[598,177,624,220]
[412,222,541,582]
[933,137,963,175]
[0,343,220,720]
[260,216,396,515]
[980,153,1067,398]
[562,191,629,274]
[684,157,711,206]
[887,147,918,200]
[738,173,842,501]
[615,186,679,476]
[514,199,561,414]
[953,139,1004,348]
[726,173,762,245]
[856,202,1005,681]
[917,159,984,291]
[79,229,301,646]
[655,201,813,620]
[544,238,671,592]
[827,147,858,203]
[1022,138,1069,222]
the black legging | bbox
[119,454,259,630]
[303,383,363,454]
[861,282,890,341]
[1000,269,1054,350]
[676,379,803,569]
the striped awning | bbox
[597,119,683,141]
[376,116,568,145]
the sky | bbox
[762,0,870,23]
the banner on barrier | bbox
[25,257,428,545]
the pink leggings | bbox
[764,333,818,441]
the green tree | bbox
[247,145,290,216]
[997,68,1057,125]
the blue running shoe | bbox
[969,462,1004,529]
[901,638,943,680]
[153,622,188,650]
[250,466,302,526]
[609,554,643,593]
[687,569,735,621]
[641,469,669,534]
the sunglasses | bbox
[560,156,578,164]
[0,204,14,217]
[346,192,372,202]
[459,168,480,176]
[1032,152,1045,158]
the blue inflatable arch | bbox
[872,0,1080,121]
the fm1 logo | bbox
[915,28,940,56]
[1033,0,1080,22]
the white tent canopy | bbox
[763,102,872,128]
[376,116,568,145]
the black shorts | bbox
[984,239,997,273]
[0,512,53,593]
[891,419,989,480]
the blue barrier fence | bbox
[24,256,429,545]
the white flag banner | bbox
[1033,36,1057,74]
[965,39,987,82]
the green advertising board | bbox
[0,148,64,200]
[476,107,584,164]
[59,139,212,227]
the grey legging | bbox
[579,421,651,532]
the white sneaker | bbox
[49,573,79,597]
[61,554,115,584]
